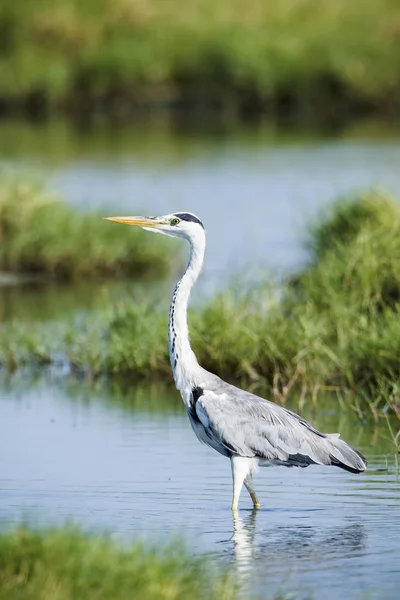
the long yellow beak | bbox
[104,216,162,228]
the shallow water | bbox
[1,377,399,599]
[0,277,168,324]
[2,120,400,281]
[2,120,400,323]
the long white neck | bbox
[168,230,205,393]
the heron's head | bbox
[104,212,205,241]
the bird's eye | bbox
[171,217,180,226]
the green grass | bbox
[0,176,177,280]
[1,190,400,420]
[190,191,400,410]
[0,0,399,119]
[0,527,236,600]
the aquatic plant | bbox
[191,192,400,405]
[1,191,400,422]
[0,177,177,280]
[0,0,398,119]
[0,527,236,600]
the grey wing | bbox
[187,387,234,458]
[195,381,367,472]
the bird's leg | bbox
[231,456,252,511]
[244,472,260,509]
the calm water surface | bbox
[2,120,400,280]
[1,377,399,599]
[2,120,400,322]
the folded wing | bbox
[195,385,367,473]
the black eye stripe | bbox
[173,213,204,229]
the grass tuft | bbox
[191,191,400,407]
[0,527,236,600]
[0,177,177,280]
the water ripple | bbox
[1,384,399,600]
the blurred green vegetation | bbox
[0,527,236,600]
[192,192,400,416]
[0,0,399,119]
[0,177,178,280]
[0,192,400,426]
[1,190,400,426]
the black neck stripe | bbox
[174,213,204,229]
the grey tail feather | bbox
[330,457,365,474]
[328,438,367,474]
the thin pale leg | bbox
[244,472,260,509]
[231,456,254,511]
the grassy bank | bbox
[0,177,176,280]
[1,191,400,418]
[0,0,399,120]
[0,527,235,600]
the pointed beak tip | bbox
[103,216,163,228]
[104,216,129,225]
[103,216,159,227]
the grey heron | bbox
[105,212,367,510]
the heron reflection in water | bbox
[106,212,367,510]
[230,509,365,588]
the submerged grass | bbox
[0,177,177,280]
[0,527,236,600]
[1,190,400,419]
[0,0,399,119]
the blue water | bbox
[1,379,399,600]
[2,121,400,280]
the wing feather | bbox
[194,381,366,472]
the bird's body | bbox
[106,211,367,510]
